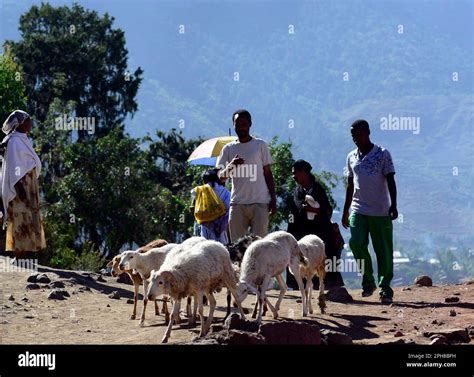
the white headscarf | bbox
[2,110,30,135]
[1,112,41,227]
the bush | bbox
[49,246,77,270]
[48,241,105,272]
[72,242,105,272]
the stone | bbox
[108,291,120,300]
[27,274,39,283]
[423,329,470,343]
[117,273,133,285]
[26,283,40,290]
[225,313,259,333]
[210,324,224,333]
[321,329,353,345]
[49,281,65,289]
[47,289,70,300]
[259,321,321,345]
[8,294,14,301]
[78,286,91,292]
[24,315,35,319]
[414,276,432,287]
[394,330,404,337]
[226,330,267,345]
[449,310,456,317]
[430,336,448,345]
[21,297,28,302]
[445,296,459,303]
[36,274,51,284]
[96,275,106,283]
[402,287,411,291]
[325,287,353,303]
[126,299,134,304]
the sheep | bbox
[297,234,327,314]
[119,243,178,326]
[160,236,207,324]
[106,239,168,320]
[147,239,246,343]
[227,233,261,264]
[227,233,272,317]
[235,231,309,324]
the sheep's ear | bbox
[106,260,113,267]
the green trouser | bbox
[349,212,394,298]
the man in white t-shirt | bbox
[216,109,277,242]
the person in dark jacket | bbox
[287,159,344,290]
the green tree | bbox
[0,50,27,123]
[6,2,143,138]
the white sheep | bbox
[235,231,309,324]
[147,239,246,343]
[119,243,178,326]
[297,234,327,314]
[161,237,207,324]
[119,236,208,327]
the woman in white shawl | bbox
[1,110,46,259]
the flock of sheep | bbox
[107,231,327,343]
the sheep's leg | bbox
[264,297,278,319]
[161,296,169,314]
[190,294,199,326]
[257,277,272,324]
[274,274,287,311]
[306,276,314,314]
[318,267,327,314]
[196,293,207,337]
[202,293,216,336]
[130,281,139,320]
[256,285,265,325]
[139,279,149,327]
[163,296,170,324]
[186,296,192,318]
[154,299,160,315]
[251,296,259,318]
[162,300,180,343]
[226,286,246,319]
[290,264,308,317]
[223,289,231,322]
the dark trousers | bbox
[287,223,344,290]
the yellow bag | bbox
[194,184,226,224]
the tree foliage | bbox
[6,2,143,138]
[0,50,27,124]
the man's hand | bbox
[230,155,245,166]
[269,197,277,215]
[341,210,350,229]
[389,205,398,220]
[302,203,320,214]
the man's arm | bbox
[341,176,354,229]
[263,165,277,215]
[386,173,398,220]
